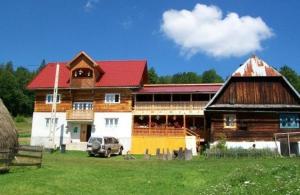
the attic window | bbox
[72,68,93,78]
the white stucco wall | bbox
[185,136,197,156]
[93,112,132,152]
[31,112,70,147]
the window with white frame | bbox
[46,94,61,104]
[224,114,236,128]
[45,118,58,127]
[105,93,120,103]
[105,118,119,128]
[73,102,93,110]
[280,114,300,129]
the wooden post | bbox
[133,94,136,110]
[170,94,173,110]
[183,115,186,136]
[190,94,192,110]
[287,133,291,157]
[152,94,154,111]
[149,115,151,135]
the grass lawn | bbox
[0,152,299,195]
[14,116,32,145]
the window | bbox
[104,137,113,144]
[73,102,93,110]
[105,118,119,128]
[45,118,58,127]
[280,114,299,129]
[46,94,61,104]
[72,68,93,78]
[105,93,120,103]
[224,114,236,128]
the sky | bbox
[0,0,299,78]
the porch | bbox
[132,115,208,140]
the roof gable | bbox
[67,51,104,74]
[232,55,280,77]
[206,56,300,109]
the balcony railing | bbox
[133,101,207,115]
[132,127,186,136]
[66,110,94,121]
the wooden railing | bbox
[133,101,207,115]
[133,127,186,136]
[66,110,94,121]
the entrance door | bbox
[80,124,87,142]
[86,124,92,141]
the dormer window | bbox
[72,68,93,78]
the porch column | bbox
[166,115,168,129]
[183,115,186,136]
[148,115,151,135]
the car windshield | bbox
[88,137,102,144]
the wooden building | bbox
[27,51,222,154]
[205,56,300,153]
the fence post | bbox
[287,133,291,157]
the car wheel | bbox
[106,149,111,158]
[118,147,123,155]
[88,152,94,157]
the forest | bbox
[0,61,299,116]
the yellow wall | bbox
[131,136,186,155]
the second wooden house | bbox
[205,56,300,154]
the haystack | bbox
[0,99,18,151]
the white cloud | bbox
[121,18,133,30]
[161,4,273,58]
[84,0,99,12]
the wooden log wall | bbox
[210,112,300,141]
[215,77,299,105]
[34,88,132,112]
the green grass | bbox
[14,116,32,134]
[0,152,300,194]
[14,116,32,145]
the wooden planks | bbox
[215,77,299,105]
[34,88,133,112]
[209,112,300,141]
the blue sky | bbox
[0,0,299,78]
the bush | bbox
[15,115,25,123]
[204,147,279,158]
[210,133,227,151]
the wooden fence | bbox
[0,145,43,172]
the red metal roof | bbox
[134,84,223,94]
[27,60,147,89]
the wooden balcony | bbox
[66,110,94,121]
[133,101,207,115]
[133,127,186,136]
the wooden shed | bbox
[205,56,300,150]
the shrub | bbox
[210,133,227,151]
[204,147,278,158]
[15,115,25,123]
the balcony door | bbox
[73,102,93,110]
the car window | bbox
[113,138,119,144]
[88,137,102,144]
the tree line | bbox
[0,61,299,117]
[0,61,45,116]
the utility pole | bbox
[48,63,60,149]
